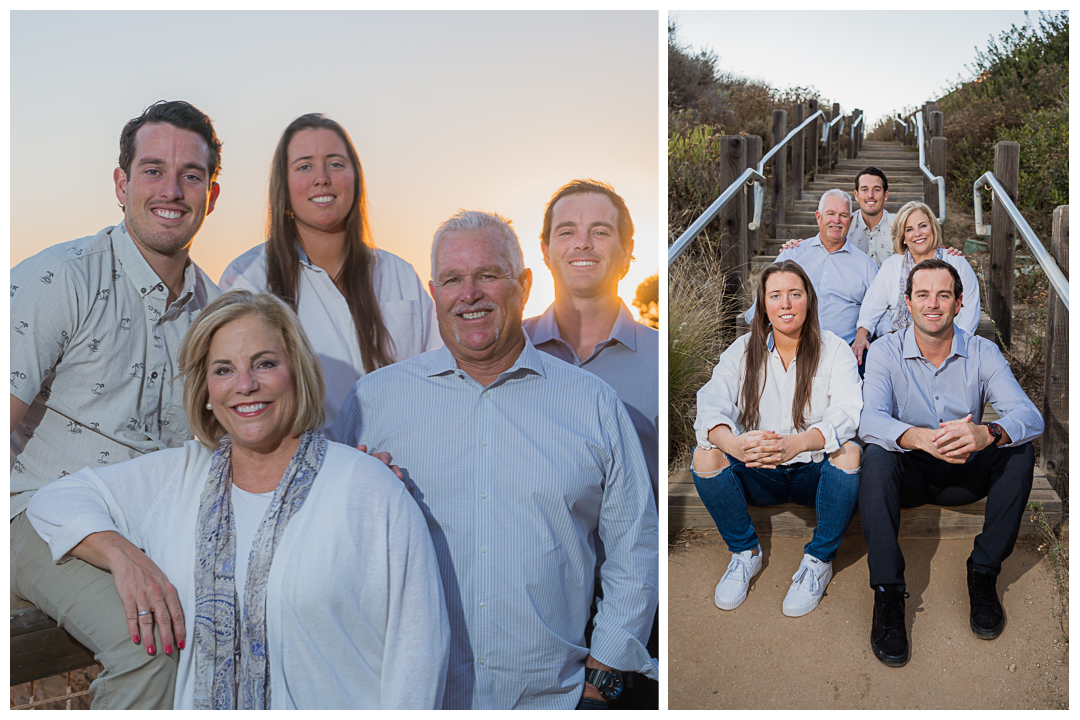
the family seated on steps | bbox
[694,174,1043,669]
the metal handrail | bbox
[748,109,827,231]
[669,109,830,264]
[667,167,766,265]
[915,110,946,224]
[972,172,1069,310]
[850,112,863,144]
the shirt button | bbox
[480,492,487,499]
[480,546,487,553]
[479,602,486,609]
[481,441,488,447]
[479,658,486,666]
[482,391,489,399]
[151,372,158,379]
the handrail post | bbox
[791,103,805,202]
[989,141,1020,348]
[1042,205,1069,503]
[846,109,859,159]
[929,136,947,213]
[719,135,748,304]
[806,99,819,180]
[829,102,840,170]
[771,109,787,238]
[925,111,943,206]
[745,134,762,257]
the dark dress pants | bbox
[859,442,1035,588]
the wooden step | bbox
[669,408,1061,538]
[10,599,96,686]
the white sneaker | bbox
[714,548,763,610]
[783,553,833,617]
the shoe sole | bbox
[970,616,1005,640]
[872,643,910,667]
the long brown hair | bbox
[265,113,393,373]
[739,261,823,432]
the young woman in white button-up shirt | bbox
[692,260,863,618]
[220,114,440,430]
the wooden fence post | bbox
[846,109,860,159]
[807,100,819,180]
[988,141,1019,348]
[771,109,787,236]
[928,136,947,213]
[1042,206,1069,502]
[719,135,748,305]
[830,102,840,169]
[924,111,944,206]
[791,103,805,202]
[745,134,762,257]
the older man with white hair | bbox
[747,188,879,351]
[331,210,658,710]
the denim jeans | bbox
[692,454,860,562]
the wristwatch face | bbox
[589,669,623,700]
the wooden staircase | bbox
[760,140,925,264]
[672,139,1064,539]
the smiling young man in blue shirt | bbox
[858,258,1043,667]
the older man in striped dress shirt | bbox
[331,210,658,710]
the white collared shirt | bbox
[847,208,895,267]
[10,222,220,518]
[219,244,441,429]
[695,330,863,464]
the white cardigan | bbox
[27,440,449,710]
[856,252,981,337]
[219,245,442,429]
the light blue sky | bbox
[670,10,1039,128]
[10,10,661,318]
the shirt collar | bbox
[113,221,196,307]
[812,233,853,254]
[426,333,547,381]
[852,207,892,233]
[899,324,970,361]
[530,301,639,353]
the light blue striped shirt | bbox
[331,339,658,709]
[860,325,1044,452]
[746,235,879,343]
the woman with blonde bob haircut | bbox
[692,261,863,618]
[852,201,981,364]
[26,290,449,709]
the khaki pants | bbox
[10,512,177,709]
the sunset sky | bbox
[10,10,660,319]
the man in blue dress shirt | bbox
[746,189,878,347]
[523,179,659,708]
[859,258,1043,667]
[332,210,658,709]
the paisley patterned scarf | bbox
[192,430,326,709]
[893,247,946,331]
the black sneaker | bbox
[967,557,1005,639]
[870,586,910,667]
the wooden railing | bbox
[973,140,1069,503]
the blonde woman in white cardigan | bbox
[852,201,980,366]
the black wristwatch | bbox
[585,668,623,701]
[984,422,1003,446]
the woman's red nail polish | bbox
[133,635,140,644]
[178,640,185,650]
[165,644,173,655]
[147,645,155,655]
